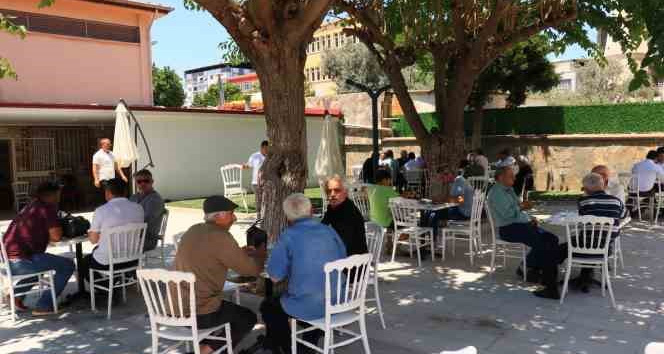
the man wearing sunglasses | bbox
[129,169,165,252]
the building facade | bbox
[552,60,582,92]
[305,19,360,97]
[183,63,254,106]
[227,73,259,93]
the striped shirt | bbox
[578,191,627,238]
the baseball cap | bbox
[203,195,238,214]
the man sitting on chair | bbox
[175,195,264,354]
[261,193,347,354]
[129,169,165,252]
[321,175,368,256]
[488,167,565,299]
[2,182,74,315]
[573,172,627,292]
[80,178,144,283]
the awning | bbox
[113,102,139,168]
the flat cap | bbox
[203,195,238,214]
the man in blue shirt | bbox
[261,193,347,354]
[422,160,474,238]
[488,167,565,299]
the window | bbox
[0,9,140,43]
[316,67,321,81]
[327,35,331,48]
[334,33,339,48]
[315,37,320,52]
[657,80,664,88]
[558,79,573,91]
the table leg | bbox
[76,243,85,294]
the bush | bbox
[390,102,664,136]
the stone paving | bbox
[2,203,664,354]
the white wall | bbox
[134,111,332,201]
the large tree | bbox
[153,65,186,107]
[339,0,664,170]
[184,0,334,235]
[469,35,559,148]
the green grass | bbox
[528,191,583,201]
[168,187,323,212]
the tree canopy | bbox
[152,65,186,107]
[322,43,390,93]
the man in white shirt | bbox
[631,150,664,194]
[92,138,128,188]
[244,140,268,219]
[404,155,426,171]
[591,165,626,203]
[81,178,144,284]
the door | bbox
[12,138,56,189]
[0,140,11,209]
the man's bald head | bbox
[591,165,610,188]
[99,138,112,151]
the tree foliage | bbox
[191,82,244,107]
[218,40,250,66]
[322,43,389,93]
[152,65,186,107]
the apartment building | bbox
[183,63,254,106]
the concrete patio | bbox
[2,203,664,354]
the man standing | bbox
[322,176,368,256]
[488,167,563,299]
[261,194,346,354]
[175,196,263,354]
[81,178,144,280]
[244,140,268,219]
[2,182,74,315]
[92,138,128,189]
[129,169,165,252]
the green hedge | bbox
[391,102,664,137]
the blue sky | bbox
[151,0,591,77]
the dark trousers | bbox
[420,207,470,237]
[79,251,139,283]
[197,300,257,350]
[499,223,567,287]
[260,297,323,354]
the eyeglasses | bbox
[136,179,152,184]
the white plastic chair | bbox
[290,254,373,354]
[173,230,241,305]
[220,164,248,213]
[466,177,489,194]
[0,234,58,321]
[89,223,147,319]
[485,201,527,281]
[137,269,234,354]
[645,342,664,354]
[389,198,434,267]
[438,190,485,266]
[144,209,170,267]
[350,188,370,221]
[364,221,386,329]
[560,215,616,307]
[12,181,30,212]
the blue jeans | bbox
[9,253,75,310]
[421,207,470,237]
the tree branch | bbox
[451,0,467,47]
[292,0,335,42]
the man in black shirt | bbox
[321,176,368,256]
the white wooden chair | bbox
[319,184,329,215]
[89,223,147,319]
[645,342,664,354]
[220,164,248,213]
[173,231,240,305]
[404,169,425,196]
[466,177,490,194]
[485,201,527,281]
[137,269,234,354]
[351,165,363,183]
[12,181,30,212]
[350,188,370,221]
[290,254,373,354]
[389,198,434,267]
[365,221,386,329]
[560,215,616,308]
[0,233,58,321]
[144,209,170,267]
[438,190,485,266]
[620,173,651,221]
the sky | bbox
[151,0,592,78]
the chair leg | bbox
[390,233,398,263]
[414,236,422,267]
[234,288,241,305]
[359,316,372,354]
[107,274,114,320]
[160,238,166,267]
[121,273,128,303]
[429,233,435,262]
[49,274,58,313]
[225,323,234,354]
[90,269,96,312]
[604,262,616,308]
[151,327,159,354]
[601,264,606,298]
[373,275,386,329]
[290,319,298,354]
[522,247,527,282]
[490,244,496,273]
[322,329,331,354]
[560,263,572,305]
[9,288,17,322]
[469,236,474,266]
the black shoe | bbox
[533,287,560,300]
[517,266,541,283]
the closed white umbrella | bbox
[315,114,344,180]
[113,102,139,168]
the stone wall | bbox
[482,134,664,191]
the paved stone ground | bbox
[2,203,664,354]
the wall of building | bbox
[134,111,336,200]
[0,0,158,106]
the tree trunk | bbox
[255,48,308,238]
[471,101,484,150]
